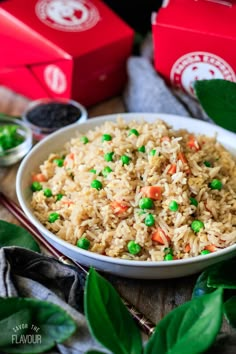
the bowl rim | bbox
[16,112,236,268]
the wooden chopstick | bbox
[0,191,155,336]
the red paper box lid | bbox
[0,0,133,67]
[155,0,236,38]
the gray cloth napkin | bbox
[124,34,211,123]
[0,247,108,354]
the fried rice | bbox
[31,118,236,261]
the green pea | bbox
[31,181,42,192]
[190,197,198,207]
[43,188,52,197]
[121,155,131,165]
[164,254,174,261]
[204,161,211,167]
[102,166,112,177]
[53,158,64,167]
[129,129,139,136]
[201,249,211,255]
[80,136,89,144]
[137,145,146,153]
[91,180,103,190]
[102,134,112,142]
[127,240,141,255]
[191,220,204,233]
[149,149,156,156]
[48,212,59,223]
[209,179,222,190]
[104,152,114,162]
[169,200,179,212]
[77,237,90,250]
[144,214,155,227]
[56,193,63,201]
[89,169,96,174]
[139,197,154,209]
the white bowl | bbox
[16,113,236,279]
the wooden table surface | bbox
[0,85,235,353]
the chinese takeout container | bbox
[152,0,236,96]
[0,0,134,106]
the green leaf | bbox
[192,268,216,298]
[0,220,40,252]
[0,308,31,346]
[84,268,142,354]
[194,79,236,132]
[207,258,236,289]
[144,288,223,354]
[0,297,76,353]
[224,296,236,328]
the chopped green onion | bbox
[89,169,96,174]
[0,124,24,151]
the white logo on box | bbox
[44,64,67,93]
[170,51,236,96]
[36,0,100,32]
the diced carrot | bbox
[177,152,188,164]
[187,135,201,151]
[151,228,170,244]
[141,186,162,200]
[62,200,74,206]
[64,153,75,166]
[167,164,176,175]
[110,201,128,215]
[161,136,170,142]
[177,152,191,174]
[32,173,47,182]
[205,244,217,252]
[184,244,191,253]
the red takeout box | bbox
[0,0,134,106]
[152,0,236,96]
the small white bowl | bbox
[22,97,88,141]
[0,116,32,166]
[16,113,236,279]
